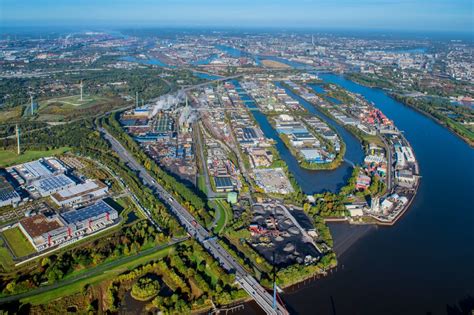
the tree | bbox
[131,276,161,301]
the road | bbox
[194,122,219,199]
[379,133,394,194]
[0,68,105,79]
[0,237,187,305]
[0,74,240,141]
[100,127,288,315]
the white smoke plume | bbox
[178,105,198,126]
[150,91,185,117]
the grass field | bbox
[0,147,70,167]
[211,199,232,234]
[34,94,119,122]
[41,95,107,109]
[2,227,36,258]
[197,175,208,195]
[0,246,15,271]
[21,245,174,305]
[0,107,23,124]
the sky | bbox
[0,0,473,32]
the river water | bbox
[280,73,474,315]
[233,80,364,194]
[198,56,474,313]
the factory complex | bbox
[19,200,118,251]
[0,156,118,257]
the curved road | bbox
[100,127,288,315]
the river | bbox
[200,57,473,313]
[279,73,474,314]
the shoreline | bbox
[344,73,474,148]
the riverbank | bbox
[285,75,421,227]
[344,72,474,147]
[268,116,345,171]
[282,71,474,315]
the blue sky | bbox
[1,0,472,32]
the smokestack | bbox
[16,124,20,155]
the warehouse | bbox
[214,176,234,192]
[51,179,109,207]
[396,169,417,188]
[19,199,119,251]
[14,159,54,181]
[32,174,76,197]
[300,149,324,163]
[0,174,21,207]
[19,213,67,251]
[62,200,118,234]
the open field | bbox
[20,245,175,305]
[0,147,70,167]
[0,107,23,124]
[197,175,207,195]
[211,199,232,234]
[261,59,291,69]
[40,95,107,109]
[2,227,36,258]
[34,95,123,122]
[0,246,15,271]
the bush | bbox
[131,276,161,301]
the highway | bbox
[100,127,288,315]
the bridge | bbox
[343,158,356,167]
[101,128,289,315]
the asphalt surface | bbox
[100,127,288,315]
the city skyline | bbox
[1,0,472,32]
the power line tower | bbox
[80,80,84,101]
[30,94,35,115]
[15,124,21,155]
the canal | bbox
[197,47,472,314]
[280,73,474,314]
[233,80,364,194]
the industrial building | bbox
[18,199,118,252]
[356,174,372,190]
[0,174,21,207]
[19,213,67,251]
[51,179,109,207]
[214,176,234,192]
[61,200,118,233]
[32,174,76,197]
[11,158,67,183]
[300,149,324,163]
